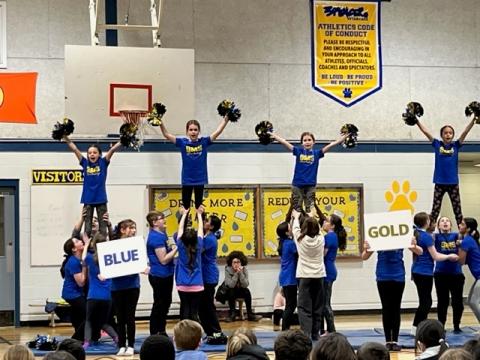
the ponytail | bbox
[60,238,75,278]
[330,214,347,251]
[464,217,480,245]
[438,338,449,357]
[60,254,71,279]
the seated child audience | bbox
[356,342,390,360]
[310,332,356,360]
[57,339,85,360]
[173,319,207,360]
[274,329,312,360]
[415,319,449,360]
[3,345,35,360]
[42,351,76,360]
[438,349,473,360]
[226,328,269,360]
[139,334,175,360]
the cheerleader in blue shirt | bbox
[64,136,122,236]
[146,211,178,335]
[458,217,480,323]
[198,214,227,344]
[159,116,229,210]
[362,238,422,351]
[60,234,87,341]
[270,131,346,213]
[415,117,475,225]
[277,221,297,331]
[320,214,346,335]
[433,216,464,332]
[81,234,118,350]
[111,219,142,356]
[175,207,204,322]
[410,212,458,335]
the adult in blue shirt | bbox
[415,116,475,225]
[159,116,230,210]
[362,238,422,352]
[81,234,118,349]
[198,214,227,344]
[277,221,297,330]
[146,211,177,336]
[321,214,347,335]
[60,234,87,341]
[111,219,142,356]
[269,131,345,213]
[433,216,464,332]
[411,212,458,335]
[458,217,480,323]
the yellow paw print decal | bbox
[385,180,417,214]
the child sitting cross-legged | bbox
[173,320,207,360]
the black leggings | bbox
[198,283,222,336]
[112,288,140,348]
[148,275,173,335]
[178,291,201,322]
[84,203,108,237]
[434,273,465,330]
[431,184,463,225]
[181,186,204,209]
[66,296,86,341]
[84,299,118,343]
[377,281,405,342]
[413,273,433,327]
[282,285,298,331]
[227,287,253,313]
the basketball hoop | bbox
[119,109,148,149]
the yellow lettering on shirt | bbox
[86,165,100,175]
[439,146,454,156]
[186,145,203,154]
[299,154,314,164]
[440,241,456,250]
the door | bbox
[0,188,15,325]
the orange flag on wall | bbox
[0,72,38,124]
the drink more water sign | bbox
[311,1,382,106]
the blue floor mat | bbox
[30,328,480,355]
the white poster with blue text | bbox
[97,236,148,279]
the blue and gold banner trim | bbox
[311,0,382,107]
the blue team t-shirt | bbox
[278,238,297,287]
[324,232,339,283]
[147,229,175,278]
[80,156,109,204]
[432,139,461,185]
[85,253,112,300]
[202,233,219,285]
[62,256,84,300]
[175,236,203,287]
[411,229,435,276]
[460,235,480,280]
[376,249,405,282]
[111,274,140,291]
[176,136,213,185]
[291,146,324,187]
[434,232,462,275]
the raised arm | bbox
[177,208,189,240]
[322,133,347,154]
[458,118,476,144]
[159,122,176,144]
[270,132,294,152]
[416,120,434,142]
[210,115,229,141]
[81,234,91,261]
[196,207,204,238]
[63,136,83,162]
[105,141,122,162]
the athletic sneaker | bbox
[116,347,126,356]
[206,332,228,345]
[124,347,134,356]
[410,326,417,336]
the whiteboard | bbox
[31,185,147,266]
